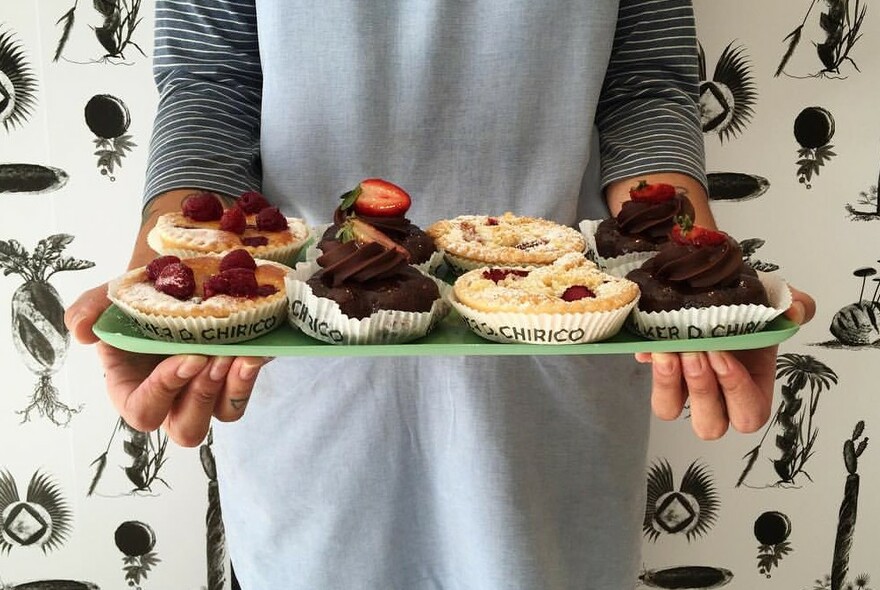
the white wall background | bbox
[0,1,876,589]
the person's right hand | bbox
[65,283,270,447]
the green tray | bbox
[93,304,799,357]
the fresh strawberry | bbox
[219,207,247,234]
[220,249,257,272]
[237,191,271,214]
[340,178,411,217]
[337,218,410,260]
[182,192,224,221]
[629,180,676,202]
[154,262,196,299]
[670,215,728,247]
[561,285,596,301]
[146,255,181,282]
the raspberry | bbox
[154,262,196,300]
[220,249,257,272]
[181,192,224,221]
[237,191,271,214]
[241,236,269,247]
[219,207,247,234]
[257,285,278,297]
[486,217,499,226]
[561,285,595,301]
[203,274,230,299]
[221,268,259,297]
[482,268,530,283]
[145,255,181,281]
[256,207,288,231]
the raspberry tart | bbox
[148,190,310,264]
[426,212,586,274]
[108,250,290,343]
[450,253,639,344]
[580,180,694,276]
[625,217,790,340]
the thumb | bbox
[784,285,816,326]
[65,283,110,344]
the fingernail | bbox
[707,351,730,375]
[239,358,266,381]
[787,301,806,325]
[177,356,208,379]
[680,353,704,377]
[209,356,233,381]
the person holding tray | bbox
[65,0,815,588]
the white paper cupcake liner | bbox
[449,291,638,345]
[109,292,288,344]
[578,219,656,277]
[147,222,313,265]
[285,261,452,345]
[626,271,793,340]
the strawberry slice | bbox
[629,180,676,202]
[337,218,410,260]
[340,178,412,217]
[670,215,728,247]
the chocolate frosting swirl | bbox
[317,241,408,287]
[333,207,410,237]
[644,237,745,288]
[616,194,695,238]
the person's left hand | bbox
[636,286,816,440]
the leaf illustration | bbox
[54,5,76,62]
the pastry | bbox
[449,253,639,344]
[426,212,586,273]
[108,250,289,343]
[148,190,310,263]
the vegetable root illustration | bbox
[0,235,94,425]
[115,520,160,589]
[737,354,838,487]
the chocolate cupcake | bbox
[624,218,789,340]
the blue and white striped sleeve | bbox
[143,0,262,206]
[595,0,707,189]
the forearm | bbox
[604,172,715,228]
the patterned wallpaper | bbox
[0,1,876,589]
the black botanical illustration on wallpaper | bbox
[846,164,880,220]
[707,172,769,202]
[638,566,733,589]
[644,460,719,542]
[0,469,72,554]
[794,106,837,189]
[115,520,160,589]
[0,164,69,195]
[777,0,867,79]
[754,511,792,578]
[698,42,757,142]
[202,430,229,590]
[85,94,135,181]
[809,574,874,590]
[740,238,780,273]
[88,418,170,496]
[0,28,37,132]
[0,580,100,589]
[0,235,94,425]
[737,354,838,488]
[820,266,880,348]
[55,0,147,63]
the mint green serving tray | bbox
[93,304,799,357]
